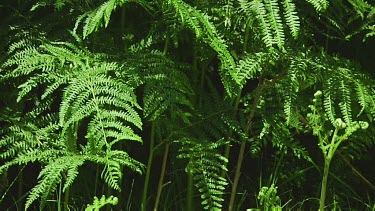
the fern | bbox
[282,0,300,39]
[323,93,337,126]
[177,138,228,210]
[264,0,285,48]
[26,154,84,209]
[74,0,152,38]
[118,50,194,120]
[0,33,146,208]
[239,0,274,48]
[305,0,329,12]
[339,80,353,125]
[165,0,239,94]
[236,52,263,88]
[2,0,375,209]
[85,195,119,211]
[283,66,299,126]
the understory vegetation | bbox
[0,0,375,210]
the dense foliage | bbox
[0,0,374,210]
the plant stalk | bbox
[58,181,62,211]
[17,166,23,211]
[154,143,169,210]
[228,82,265,211]
[319,157,331,211]
[319,127,339,210]
[64,185,70,211]
[142,122,156,211]
[187,172,193,211]
[228,140,246,211]
[222,91,242,179]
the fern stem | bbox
[94,164,100,197]
[58,181,62,211]
[229,140,246,211]
[142,122,156,211]
[319,157,331,211]
[64,184,70,211]
[187,172,193,211]
[319,128,338,210]
[222,91,242,179]
[154,143,169,210]
[270,152,284,185]
[17,166,23,211]
[163,36,170,56]
[243,19,251,53]
[223,18,250,183]
[198,60,205,107]
[229,83,265,211]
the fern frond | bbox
[166,0,239,92]
[236,54,262,87]
[101,159,122,190]
[305,0,329,12]
[264,0,285,48]
[354,80,368,117]
[242,0,274,48]
[85,195,119,211]
[84,150,143,191]
[339,80,353,125]
[26,154,85,209]
[323,93,337,126]
[75,0,151,38]
[282,0,300,39]
[177,138,228,210]
[283,68,299,126]
[60,73,142,152]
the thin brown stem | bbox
[154,143,169,210]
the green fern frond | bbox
[84,150,144,191]
[26,154,84,209]
[305,0,329,12]
[339,127,375,162]
[270,117,309,159]
[354,81,368,117]
[75,0,151,38]
[101,159,122,190]
[0,106,60,162]
[241,0,274,48]
[166,0,239,91]
[264,0,285,48]
[323,93,337,126]
[85,195,119,211]
[236,54,262,87]
[283,68,299,126]
[2,34,145,209]
[59,72,142,149]
[282,0,300,39]
[339,80,353,125]
[142,57,193,120]
[177,138,228,210]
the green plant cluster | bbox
[0,0,375,210]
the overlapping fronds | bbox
[1,33,144,209]
[60,72,142,151]
[239,0,300,49]
[25,154,84,209]
[164,0,239,94]
[118,50,194,120]
[74,0,152,38]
